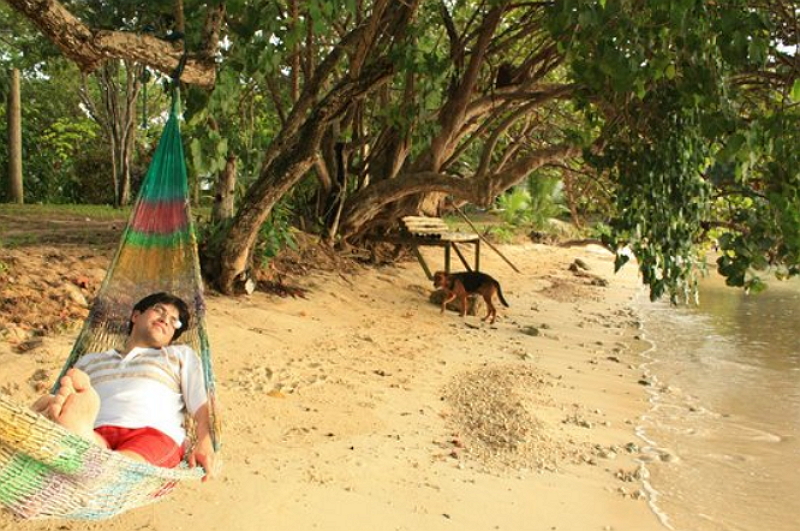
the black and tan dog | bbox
[432,270,509,324]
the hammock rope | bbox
[0,91,220,520]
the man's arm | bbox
[188,403,216,481]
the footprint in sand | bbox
[230,361,328,396]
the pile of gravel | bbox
[443,364,583,474]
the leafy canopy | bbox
[546,0,797,300]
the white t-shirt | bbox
[74,344,208,445]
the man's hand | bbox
[188,433,215,481]
[190,403,216,481]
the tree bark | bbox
[212,152,237,223]
[174,0,185,37]
[4,0,222,88]
[324,142,348,242]
[6,68,23,204]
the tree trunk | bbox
[109,134,120,205]
[336,6,503,234]
[174,0,185,37]
[314,128,336,220]
[7,68,23,204]
[324,142,348,242]
[215,133,317,294]
[87,61,141,207]
[213,59,396,294]
[118,105,137,206]
[289,0,300,102]
[212,152,237,223]
[119,62,141,205]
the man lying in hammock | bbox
[32,292,215,481]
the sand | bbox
[0,241,666,531]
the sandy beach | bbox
[0,240,666,531]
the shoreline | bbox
[630,301,675,531]
[0,242,666,531]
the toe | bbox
[66,368,92,391]
[47,393,67,420]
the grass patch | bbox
[0,204,130,248]
[0,203,131,220]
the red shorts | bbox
[95,426,183,468]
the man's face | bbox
[130,302,183,347]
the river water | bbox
[635,274,800,531]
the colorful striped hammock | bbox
[0,96,220,520]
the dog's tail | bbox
[495,280,510,307]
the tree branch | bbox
[338,141,581,239]
[4,0,223,88]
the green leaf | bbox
[717,133,746,162]
[189,138,205,174]
[217,138,229,157]
[791,79,800,102]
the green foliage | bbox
[495,176,566,231]
[589,221,612,241]
[65,0,209,49]
[40,118,99,161]
[495,188,533,226]
[257,199,298,266]
[33,117,105,202]
[0,4,63,70]
[548,1,770,109]
[545,0,790,301]
[196,200,298,277]
[0,59,110,203]
[196,216,233,264]
[526,174,567,229]
[590,83,713,303]
[485,224,517,244]
[711,109,800,292]
[183,41,283,193]
[65,145,120,204]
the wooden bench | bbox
[379,216,481,279]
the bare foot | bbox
[49,369,101,442]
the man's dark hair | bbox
[128,292,191,342]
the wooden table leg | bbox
[412,246,433,279]
[452,243,472,271]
